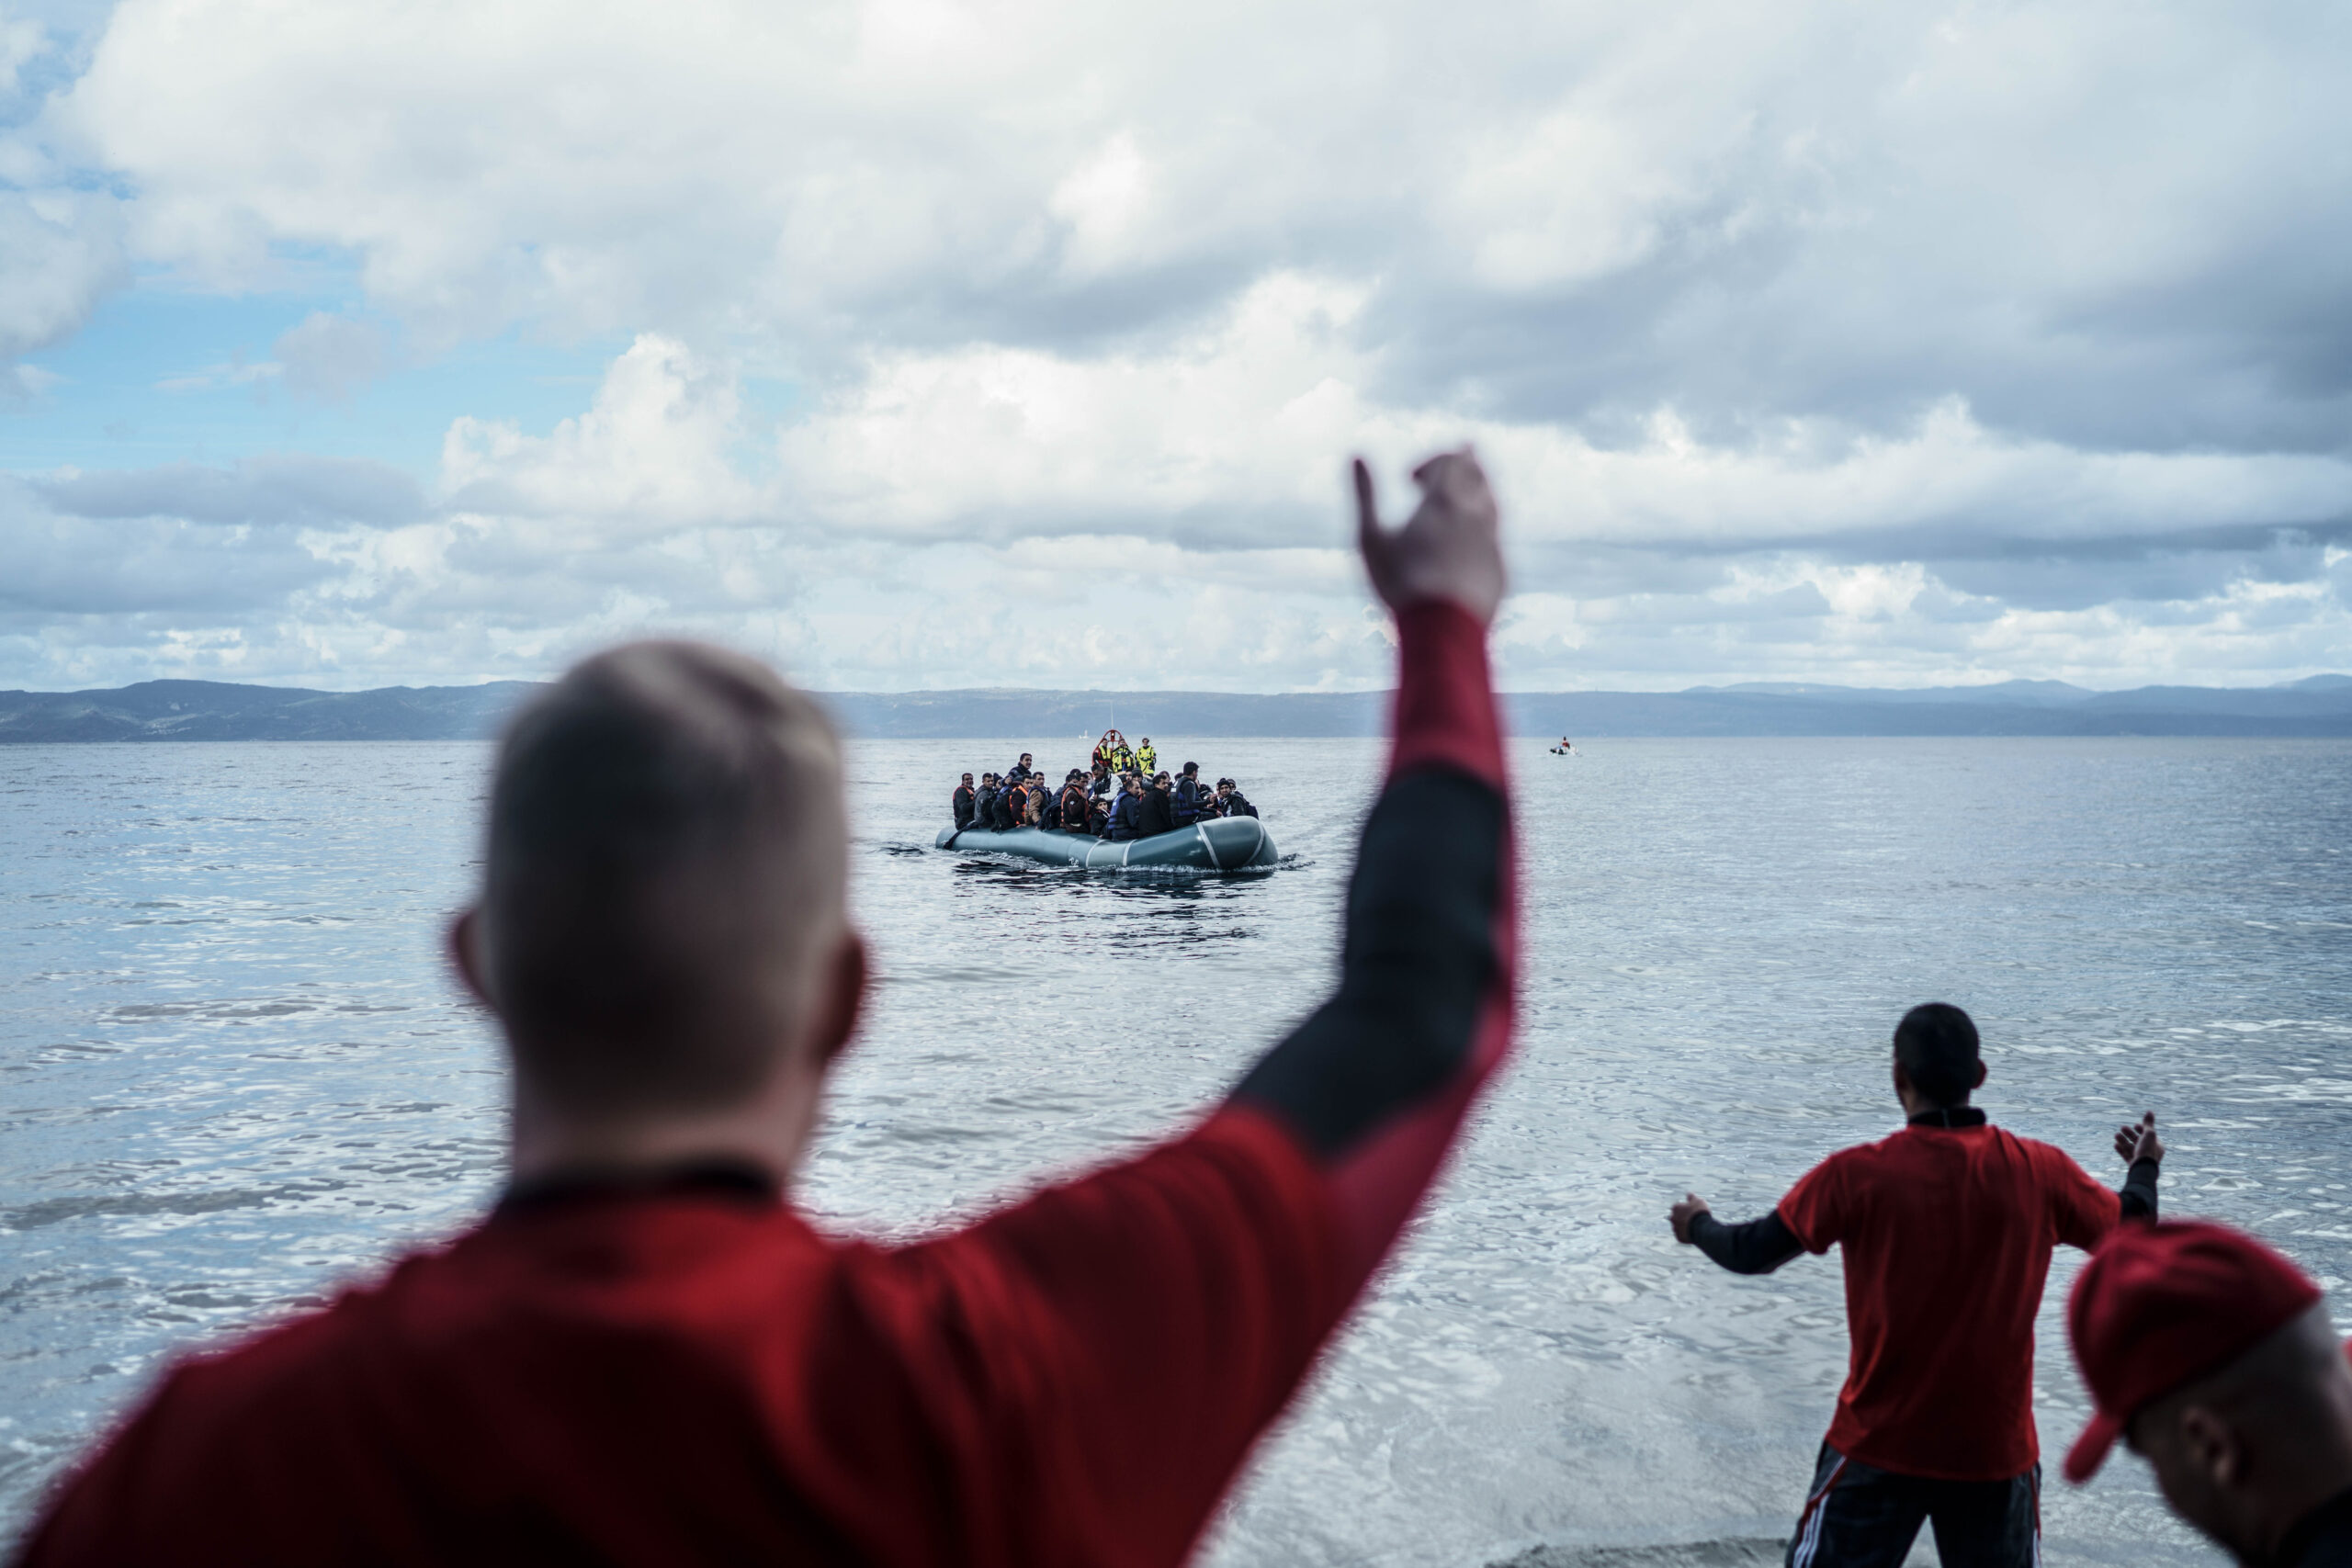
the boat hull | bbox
[933,815,1277,873]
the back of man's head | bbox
[2066,1222,2352,1559]
[1894,1001,1979,1107]
[481,640,846,1118]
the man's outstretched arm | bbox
[1669,1194,1804,1276]
[895,450,1515,1567]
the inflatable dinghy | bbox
[933,815,1277,874]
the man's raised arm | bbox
[890,449,1516,1567]
[1227,452,1513,1280]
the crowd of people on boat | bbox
[949,730,1258,840]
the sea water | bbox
[3,737,2348,1566]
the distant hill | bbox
[3,675,2349,742]
[0,680,537,743]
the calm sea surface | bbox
[4,736,2349,1565]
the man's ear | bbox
[2178,1404,2242,1488]
[1892,1055,1913,1100]
[808,931,868,1068]
[1972,1058,1988,1091]
[448,907,494,1010]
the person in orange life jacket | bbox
[1057,772,1092,833]
[1091,730,1120,773]
[2063,1223,2352,1568]
[951,773,976,830]
[1171,763,1209,826]
[1216,778,1257,818]
[1136,773,1176,838]
[990,778,1022,831]
[1105,773,1147,840]
[1668,1002,2165,1568]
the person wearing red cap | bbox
[2065,1221,2352,1568]
[1668,1002,2165,1568]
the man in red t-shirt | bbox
[1668,1003,2165,1568]
[17,449,1516,1568]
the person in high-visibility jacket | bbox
[1109,739,1136,774]
[1135,739,1159,774]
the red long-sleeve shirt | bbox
[17,600,1515,1568]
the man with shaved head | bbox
[2064,1221,2352,1568]
[19,448,1517,1568]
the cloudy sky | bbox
[3,0,2348,694]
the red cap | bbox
[2064,1221,2322,1483]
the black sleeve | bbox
[1689,1211,1804,1276]
[2119,1157,2160,1221]
[1229,769,1504,1161]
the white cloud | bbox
[0,186,121,360]
[153,355,279,392]
[8,321,2350,694]
[441,333,763,532]
[0,15,45,95]
[273,311,386,402]
[0,19,125,370]
[50,0,2352,450]
[3,0,2348,690]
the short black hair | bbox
[1894,1002,1980,1107]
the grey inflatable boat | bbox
[933,815,1277,874]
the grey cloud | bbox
[273,312,389,403]
[0,186,121,362]
[38,455,426,527]
[0,479,330,615]
[1872,532,2338,613]
[1908,585,2002,626]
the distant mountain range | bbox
[5,673,2350,741]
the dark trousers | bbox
[1787,1444,2040,1568]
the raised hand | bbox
[1354,446,1507,625]
[1669,1192,1712,1244]
[2114,1111,2165,1166]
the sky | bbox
[2,0,2349,694]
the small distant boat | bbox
[933,816,1278,874]
[1549,738,1577,755]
